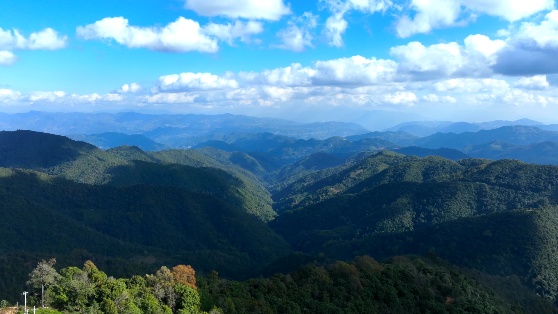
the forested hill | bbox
[271,152,558,303]
[0,130,290,302]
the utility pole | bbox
[22,291,28,314]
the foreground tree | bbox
[27,258,61,307]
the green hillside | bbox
[271,155,558,302]
[0,168,290,301]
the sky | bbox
[1,0,558,129]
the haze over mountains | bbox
[2,111,557,167]
[3,112,558,311]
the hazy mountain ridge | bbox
[387,119,544,136]
[0,111,368,148]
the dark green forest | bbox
[2,130,558,313]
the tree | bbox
[171,265,197,289]
[27,258,61,307]
[147,266,177,309]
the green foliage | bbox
[24,261,205,314]
[198,255,533,313]
[272,153,558,303]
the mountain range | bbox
[3,116,558,311]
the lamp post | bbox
[22,291,28,314]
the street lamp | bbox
[22,291,28,314]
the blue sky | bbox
[1,0,558,129]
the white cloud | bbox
[0,27,67,50]
[492,10,558,75]
[423,94,458,103]
[239,63,315,86]
[433,78,510,93]
[395,0,554,38]
[513,10,558,48]
[324,13,349,47]
[515,75,550,89]
[142,93,199,104]
[204,20,263,44]
[118,83,142,94]
[77,17,218,53]
[158,73,239,91]
[24,28,68,50]
[77,17,266,53]
[28,91,66,102]
[391,35,505,80]
[0,50,16,65]
[321,0,391,47]
[383,91,418,105]
[312,55,398,85]
[238,56,397,87]
[0,27,67,65]
[184,0,291,21]
[0,89,21,102]
[70,93,123,103]
[276,13,318,52]
[464,0,554,21]
[395,0,461,38]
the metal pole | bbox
[22,291,28,314]
[42,284,44,308]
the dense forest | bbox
[2,129,558,312]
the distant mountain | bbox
[196,133,398,167]
[385,121,454,137]
[346,131,418,146]
[387,119,544,136]
[69,132,166,151]
[394,146,469,160]
[0,111,368,148]
[465,141,558,165]
[414,126,558,149]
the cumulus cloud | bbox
[184,0,291,20]
[0,27,67,65]
[390,35,505,80]
[70,93,123,103]
[515,75,550,89]
[0,27,67,50]
[383,91,418,105]
[239,63,315,86]
[27,91,66,102]
[118,83,142,94]
[493,10,558,75]
[158,72,239,91]
[238,56,397,87]
[312,55,398,85]
[433,78,510,93]
[395,0,461,38]
[276,13,318,52]
[423,94,457,103]
[77,17,219,53]
[203,20,263,44]
[77,17,265,53]
[0,51,16,66]
[321,0,391,47]
[395,0,554,38]
[0,89,22,102]
[142,93,199,104]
